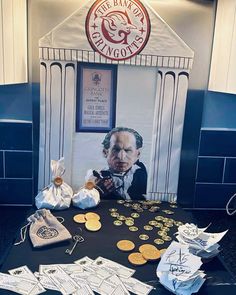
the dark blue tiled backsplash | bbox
[195,129,236,208]
[0,121,33,205]
[199,130,236,157]
[5,151,32,178]
[0,151,3,178]
[196,157,224,183]
[224,158,236,183]
[0,122,32,150]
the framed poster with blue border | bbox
[76,62,117,133]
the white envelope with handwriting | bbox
[157,241,202,281]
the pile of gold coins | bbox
[73,212,101,231]
[109,200,183,245]
[117,240,165,266]
[109,200,184,265]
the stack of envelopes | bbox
[176,223,228,259]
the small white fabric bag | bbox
[72,169,100,209]
[35,158,73,210]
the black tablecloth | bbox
[1,200,236,294]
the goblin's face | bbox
[104,131,140,173]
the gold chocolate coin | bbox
[139,234,149,241]
[164,223,173,227]
[124,203,132,207]
[125,220,134,226]
[132,203,140,207]
[149,220,158,226]
[136,208,144,213]
[128,252,147,266]
[109,208,118,212]
[117,215,126,221]
[155,216,163,221]
[161,227,170,232]
[169,200,177,204]
[114,220,123,226]
[126,217,134,222]
[154,222,163,228]
[129,226,138,232]
[170,204,178,208]
[162,210,168,214]
[117,200,125,204]
[142,249,161,261]
[149,206,160,213]
[162,236,172,241]
[144,225,153,231]
[139,244,158,253]
[85,212,100,221]
[162,210,174,215]
[175,221,183,226]
[85,219,101,231]
[158,231,167,236]
[73,214,86,223]
[111,212,119,218]
[53,176,63,186]
[154,238,164,245]
[117,240,135,252]
[131,213,140,218]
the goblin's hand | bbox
[96,178,115,194]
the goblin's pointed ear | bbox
[103,149,108,158]
[137,149,141,158]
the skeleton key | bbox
[65,234,84,255]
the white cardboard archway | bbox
[38,0,194,201]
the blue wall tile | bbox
[0,122,32,150]
[178,90,205,207]
[0,84,32,121]
[5,151,32,178]
[194,183,236,208]
[0,179,33,205]
[0,151,3,178]
[196,157,224,183]
[199,130,236,157]
[224,158,236,184]
[202,91,236,129]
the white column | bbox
[0,0,27,84]
[209,0,236,94]
[38,60,76,190]
[147,68,189,201]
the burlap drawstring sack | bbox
[35,158,73,210]
[15,209,72,248]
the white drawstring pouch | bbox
[35,158,73,210]
[15,209,72,248]
[72,169,100,209]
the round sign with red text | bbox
[86,0,151,61]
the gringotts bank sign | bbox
[86,0,150,61]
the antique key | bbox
[65,234,84,255]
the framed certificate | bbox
[76,62,117,132]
